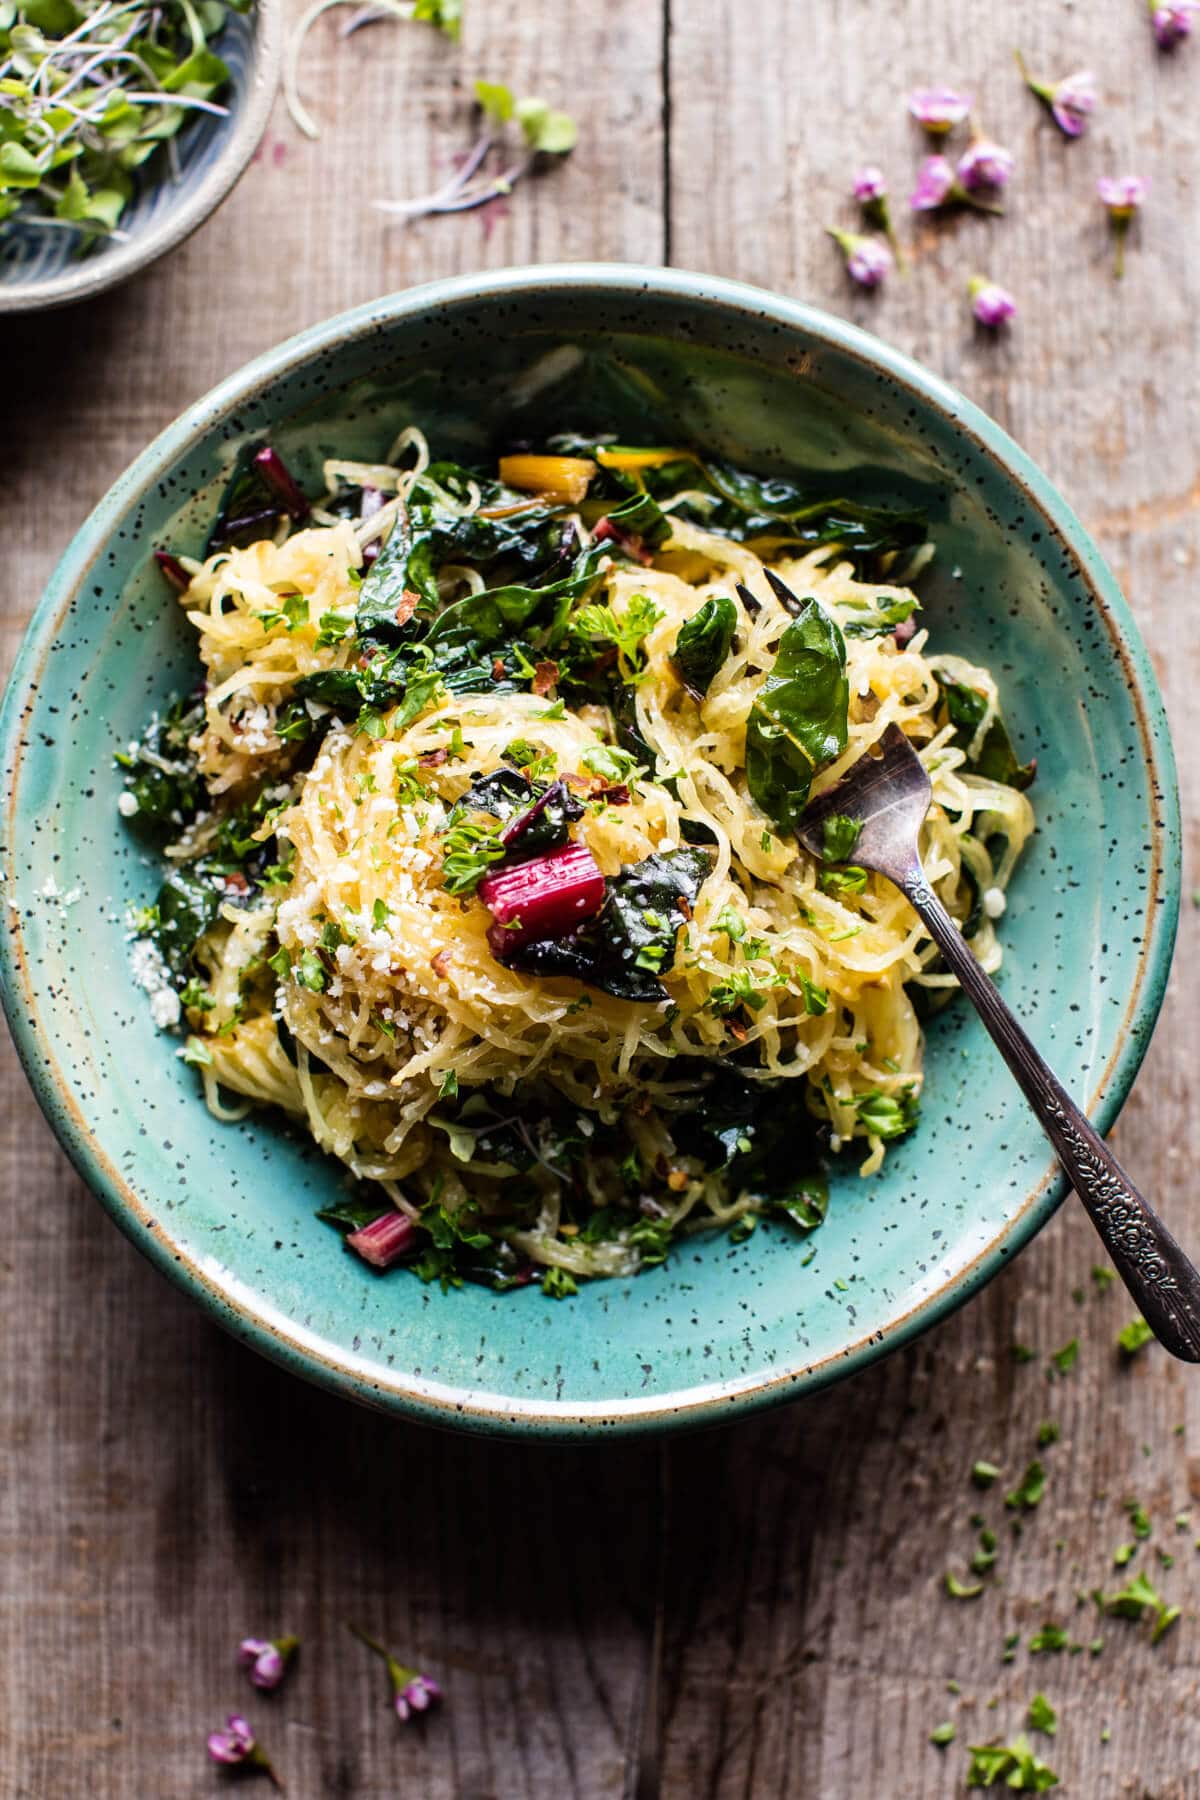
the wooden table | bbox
[4,4,1199,1794]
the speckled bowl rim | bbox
[0,265,1181,1438]
[0,0,283,315]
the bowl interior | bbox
[0,0,277,310]
[0,273,1177,1434]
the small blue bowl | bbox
[0,0,281,313]
[0,267,1180,1436]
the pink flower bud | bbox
[957,139,1015,192]
[1097,174,1147,217]
[1152,1,1198,47]
[1098,176,1147,277]
[207,1714,257,1766]
[825,228,892,288]
[238,1635,297,1691]
[910,154,957,211]
[968,277,1017,328]
[907,86,971,133]
[1019,55,1097,137]
[852,165,887,203]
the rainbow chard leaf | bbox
[744,596,849,832]
[503,847,712,1001]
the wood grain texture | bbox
[1,0,1198,1794]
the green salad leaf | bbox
[745,598,849,832]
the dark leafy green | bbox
[315,1197,390,1232]
[602,490,671,547]
[672,1068,827,1225]
[354,463,569,640]
[207,443,305,553]
[504,846,712,1000]
[745,598,849,832]
[114,691,205,825]
[936,676,1036,791]
[670,594,738,698]
[840,592,921,638]
[152,867,225,979]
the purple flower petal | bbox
[846,237,892,287]
[238,1638,272,1668]
[207,1714,256,1766]
[1049,69,1096,137]
[1098,173,1146,215]
[402,1675,444,1713]
[250,1647,286,1690]
[957,139,1015,192]
[907,86,971,132]
[1153,2,1198,48]
[968,277,1016,328]
[909,154,956,211]
[852,165,886,203]
[394,1692,412,1722]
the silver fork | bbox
[793,706,1200,1362]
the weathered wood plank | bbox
[0,2,665,1795]
[661,1,1200,1794]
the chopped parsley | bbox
[1006,1461,1046,1511]
[929,1721,956,1748]
[972,1460,1001,1489]
[1028,1624,1069,1655]
[1049,1339,1078,1376]
[856,1089,919,1140]
[821,813,862,864]
[572,591,663,683]
[440,812,508,896]
[945,1571,984,1600]
[1027,1695,1056,1737]
[1098,1569,1180,1643]
[965,1734,1059,1791]
[542,1266,579,1299]
[1117,1316,1154,1356]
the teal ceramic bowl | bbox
[0,266,1179,1438]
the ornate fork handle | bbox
[902,871,1200,1363]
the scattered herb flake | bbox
[1027,1694,1057,1737]
[1006,1461,1046,1511]
[1117,1316,1154,1356]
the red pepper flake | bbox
[531,660,559,696]
[492,657,507,681]
[666,1168,689,1193]
[223,871,250,895]
[395,589,420,627]
[727,1018,749,1043]
[418,748,449,769]
[678,895,693,920]
[430,948,452,977]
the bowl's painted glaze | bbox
[0,267,1179,1438]
[0,0,281,314]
